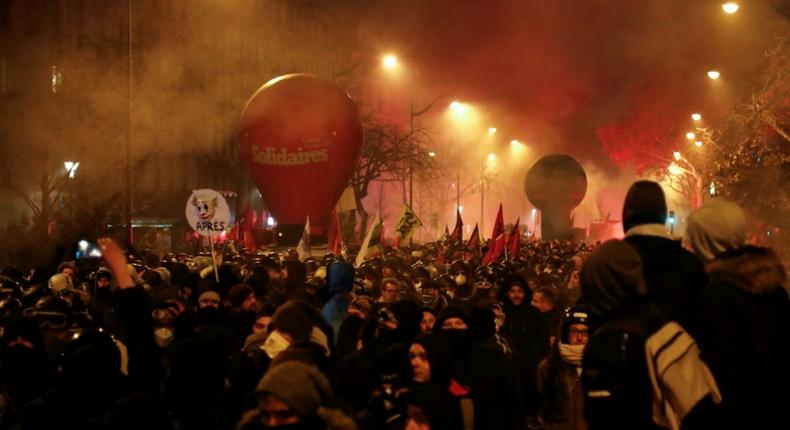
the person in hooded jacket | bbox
[687,198,790,429]
[321,261,355,340]
[435,305,527,430]
[621,180,707,336]
[335,300,422,413]
[579,239,663,430]
[500,278,548,416]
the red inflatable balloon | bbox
[239,74,363,235]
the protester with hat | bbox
[533,305,590,430]
[621,180,706,336]
[687,198,790,429]
[238,361,356,430]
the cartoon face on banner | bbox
[239,74,363,232]
[186,189,232,236]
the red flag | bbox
[465,223,481,260]
[326,208,343,256]
[448,210,463,245]
[229,205,245,241]
[241,207,257,252]
[508,218,521,260]
[482,204,504,265]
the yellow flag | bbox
[394,204,422,243]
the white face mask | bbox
[454,275,467,286]
[261,330,291,359]
[154,327,174,348]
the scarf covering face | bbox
[559,342,585,367]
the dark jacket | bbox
[536,350,586,430]
[625,233,706,336]
[697,246,790,429]
[502,300,549,415]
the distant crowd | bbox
[0,180,787,430]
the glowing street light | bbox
[64,161,80,179]
[694,141,704,148]
[487,153,497,162]
[686,132,696,140]
[691,113,702,121]
[707,70,721,80]
[382,53,399,70]
[673,151,682,161]
[668,162,683,176]
[428,151,436,157]
[488,127,497,135]
[450,101,467,115]
[722,2,739,14]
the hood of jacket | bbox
[707,245,787,295]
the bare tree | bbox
[350,115,440,237]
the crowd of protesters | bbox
[0,180,787,430]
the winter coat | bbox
[502,300,549,415]
[536,351,586,430]
[697,246,790,429]
[625,229,707,336]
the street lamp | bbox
[409,95,455,208]
[707,70,721,80]
[64,161,80,179]
[488,127,497,135]
[694,140,704,148]
[691,113,702,121]
[382,53,399,70]
[673,151,682,161]
[686,132,696,140]
[722,2,739,14]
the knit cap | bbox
[227,284,254,309]
[256,361,333,417]
[622,180,667,233]
[686,198,747,262]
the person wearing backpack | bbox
[579,240,720,430]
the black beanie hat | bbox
[386,299,422,341]
[270,300,314,343]
[227,284,254,309]
[622,180,667,233]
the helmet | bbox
[561,305,590,343]
[48,273,74,293]
[449,259,469,276]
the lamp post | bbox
[409,95,454,207]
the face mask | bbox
[261,330,291,359]
[454,275,467,286]
[154,327,174,348]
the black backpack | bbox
[581,309,664,430]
